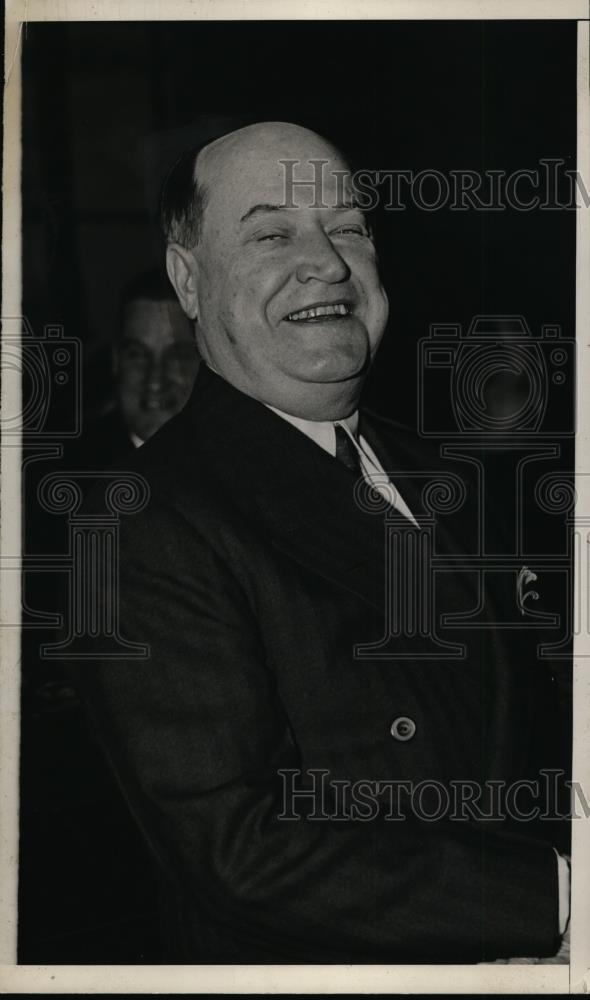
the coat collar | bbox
[163,366,474,615]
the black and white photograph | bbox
[2,0,590,992]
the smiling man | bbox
[74,122,570,964]
[165,123,388,419]
[69,271,201,474]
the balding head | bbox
[162,122,346,250]
[200,121,344,186]
[165,121,388,420]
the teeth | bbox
[287,303,350,321]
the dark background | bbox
[19,19,577,963]
[22,19,577,420]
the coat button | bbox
[390,716,416,741]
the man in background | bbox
[78,269,200,467]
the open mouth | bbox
[285,302,353,322]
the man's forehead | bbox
[201,156,354,222]
[196,123,352,216]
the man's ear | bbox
[166,243,200,321]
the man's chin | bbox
[277,316,376,373]
[294,355,369,385]
[133,411,174,441]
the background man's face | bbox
[115,297,200,441]
[191,126,388,416]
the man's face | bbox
[114,298,200,441]
[183,125,388,418]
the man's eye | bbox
[257,232,287,242]
[332,225,369,237]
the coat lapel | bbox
[185,368,392,611]
[359,413,430,522]
[360,411,478,557]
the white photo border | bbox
[2,0,588,993]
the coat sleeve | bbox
[71,494,562,964]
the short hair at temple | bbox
[160,146,207,249]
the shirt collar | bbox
[266,404,359,458]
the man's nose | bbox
[295,231,350,285]
[144,357,168,392]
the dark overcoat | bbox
[72,364,566,963]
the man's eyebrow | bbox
[240,199,367,224]
[240,203,290,224]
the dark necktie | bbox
[335,424,362,476]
